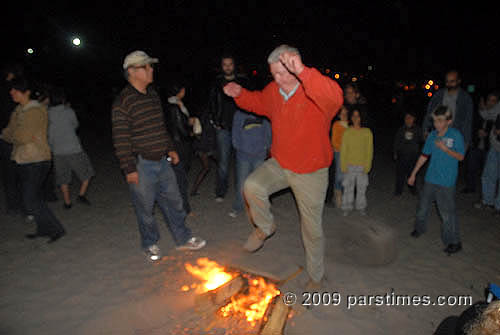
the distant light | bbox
[72,37,81,46]
[434,84,439,90]
[334,73,340,79]
[428,80,434,85]
[404,85,409,91]
[27,48,34,54]
[427,92,433,97]
[425,84,431,90]
[391,97,397,104]
[325,68,331,74]
[467,84,475,93]
[252,70,257,76]
[368,65,373,71]
[352,77,358,82]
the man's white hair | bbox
[267,45,301,64]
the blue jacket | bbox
[423,88,473,146]
[232,110,271,161]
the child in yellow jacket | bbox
[340,107,373,215]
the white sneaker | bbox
[215,197,224,203]
[358,209,367,216]
[176,237,207,251]
[145,244,161,261]
[25,215,35,224]
[228,210,238,218]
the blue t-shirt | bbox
[422,128,465,187]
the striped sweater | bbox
[112,84,175,174]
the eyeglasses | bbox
[130,64,153,70]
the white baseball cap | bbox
[123,50,159,70]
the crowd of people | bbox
[0,65,94,243]
[2,45,500,284]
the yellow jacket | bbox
[1,101,51,164]
[340,127,373,173]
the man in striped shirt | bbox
[112,51,205,261]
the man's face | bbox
[445,72,460,90]
[404,114,415,127]
[221,58,235,77]
[269,61,298,90]
[344,86,359,105]
[486,94,499,108]
[129,63,154,85]
[433,117,451,133]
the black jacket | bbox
[208,73,250,130]
[165,102,191,144]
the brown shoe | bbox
[243,228,274,253]
[305,277,324,291]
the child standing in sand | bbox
[408,106,465,255]
[340,108,373,216]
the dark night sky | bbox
[3,1,500,93]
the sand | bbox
[1,132,499,335]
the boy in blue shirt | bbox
[408,106,465,255]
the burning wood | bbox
[195,275,245,315]
[183,258,294,334]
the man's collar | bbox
[279,83,300,101]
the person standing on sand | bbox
[111,50,206,261]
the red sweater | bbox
[234,67,343,173]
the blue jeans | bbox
[232,154,265,212]
[215,129,233,198]
[334,151,344,190]
[18,161,65,236]
[129,156,191,249]
[414,182,460,245]
[481,149,500,209]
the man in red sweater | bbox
[223,45,343,288]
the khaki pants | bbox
[342,165,369,211]
[243,158,328,282]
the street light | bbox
[26,48,34,55]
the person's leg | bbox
[54,155,72,206]
[355,170,369,211]
[435,185,460,246]
[128,157,161,249]
[0,139,21,213]
[481,150,497,206]
[414,182,436,235]
[333,151,343,207]
[72,151,94,197]
[394,158,405,195]
[492,151,500,210]
[171,161,191,214]
[215,129,232,199]
[232,155,253,213]
[325,159,335,204]
[341,167,355,211]
[243,158,289,236]
[21,161,64,237]
[60,184,71,205]
[155,158,192,246]
[191,152,211,196]
[288,167,328,283]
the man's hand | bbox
[223,82,242,98]
[279,52,305,75]
[168,151,180,165]
[435,139,448,152]
[126,172,139,185]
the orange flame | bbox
[220,276,280,326]
[184,258,235,293]
[184,258,280,327]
